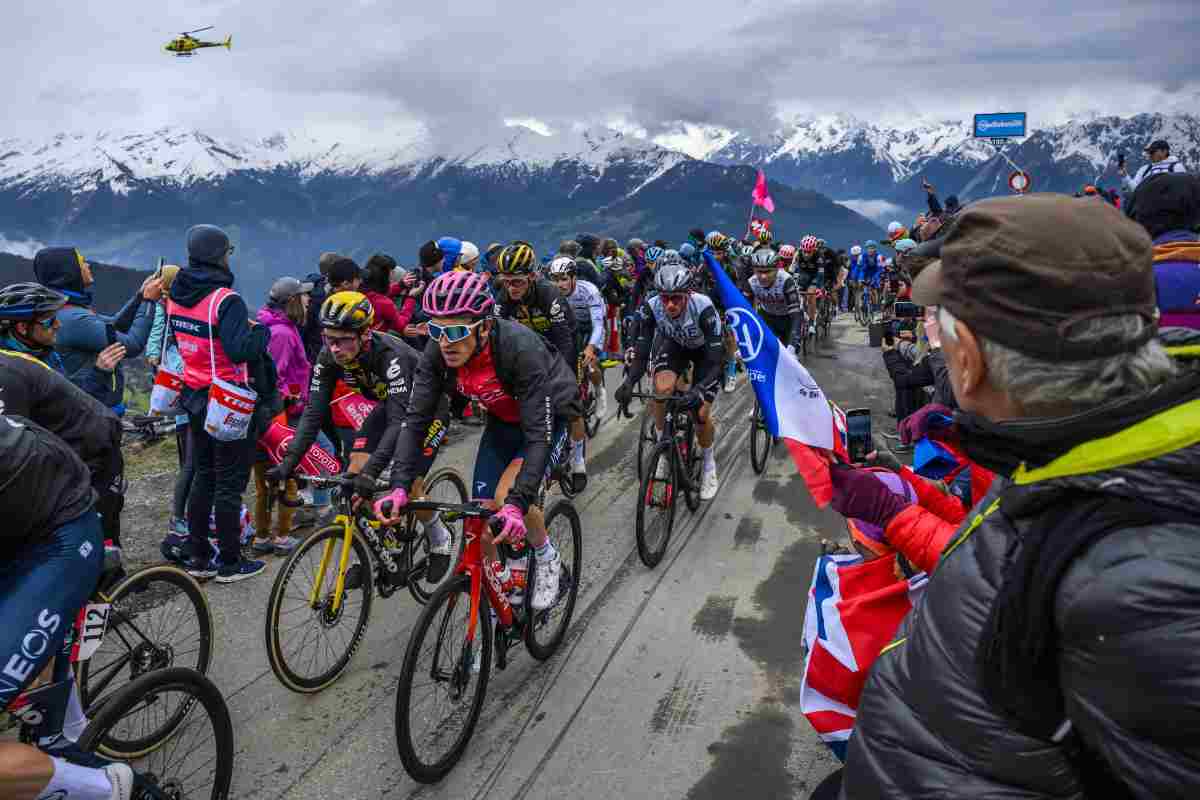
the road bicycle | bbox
[263,468,468,693]
[6,556,229,799]
[393,492,582,783]
[621,391,702,568]
[122,414,177,448]
[749,396,776,475]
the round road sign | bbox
[1009,170,1032,193]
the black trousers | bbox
[186,413,254,565]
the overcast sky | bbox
[5,0,1198,146]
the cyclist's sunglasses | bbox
[660,292,688,305]
[428,318,486,344]
[33,315,57,330]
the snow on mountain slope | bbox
[0,122,690,196]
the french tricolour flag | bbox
[702,250,848,504]
[802,553,928,760]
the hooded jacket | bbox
[843,361,1200,800]
[33,247,154,411]
[168,259,271,418]
[257,304,311,411]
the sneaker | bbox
[531,550,562,611]
[723,374,736,393]
[425,537,453,583]
[185,556,218,580]
[104,762,134,800]
[272,536,301,555]
[251,538,275,555]
[215,558,266,584]
[699,464,719,501]
[160,531,189,564]
[596,390,608,417]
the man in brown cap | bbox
[837,194,1200,799]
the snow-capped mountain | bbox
[0,123,880,297]
[684,112,1200,211]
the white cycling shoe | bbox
[699,464,719,501]
[531,549,562,611]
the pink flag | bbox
[752,168,775,213]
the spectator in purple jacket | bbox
[251,276,313,554]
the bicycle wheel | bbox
[750,398,771,475]
[77,667,233,800]
[79,566,211,703]
[524,501,582,660]
[680,414,703,512]
[636,442,677,568]
[407,468,469,605]
[265,523,374,693]
[395,575,492,784]
[77,566,213,758]
[584,381,602,438]
[636,407,656,482]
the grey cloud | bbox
[3,0,1197,143]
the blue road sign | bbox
[973,112,1027,139]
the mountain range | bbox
[1,111,1196,297]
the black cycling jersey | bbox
[0,349,122,482]
[493,278,577,369]
[280,331,421,480]
[390,319,581,513]
[819,247,841,286]
[0,413,94,561]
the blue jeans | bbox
[311,431,335,506]
[0,511,103,711]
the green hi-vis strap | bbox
[1012,397,1200,485]
[0,348,51,371]
[1165,344,1200,359]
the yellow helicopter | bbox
[164,26,232,57]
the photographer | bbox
[880,301,934,434]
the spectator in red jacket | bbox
[362,254,414,335]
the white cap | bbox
[458,241,480,267]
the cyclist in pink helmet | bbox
[377,270,582,612]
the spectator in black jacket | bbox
[842,194,1200,800]
[303,252,340,363]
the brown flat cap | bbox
[911,194,1157,361]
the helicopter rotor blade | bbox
[182,25,214,35]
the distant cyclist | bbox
[702,232,745,393]
[746,250,804,353]
[265,291,457,581]
[548,255,606,489]
[616,258,723,501]
[378,271,582,611]
[792,235,824,335]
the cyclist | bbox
[615,259,723,501]
[377,271,581,611]
[862,240,884,313]
[548,255,606,489]
[265,291,456,581]
[0,283,127,554]
[746,250,804,353]
[0,412,134,800]
[702,232,745,393]
[492,241,577,372]
[847,244,865,314]
[818,238,845,319]
[792,235,824,336]
[775,244,797,273]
